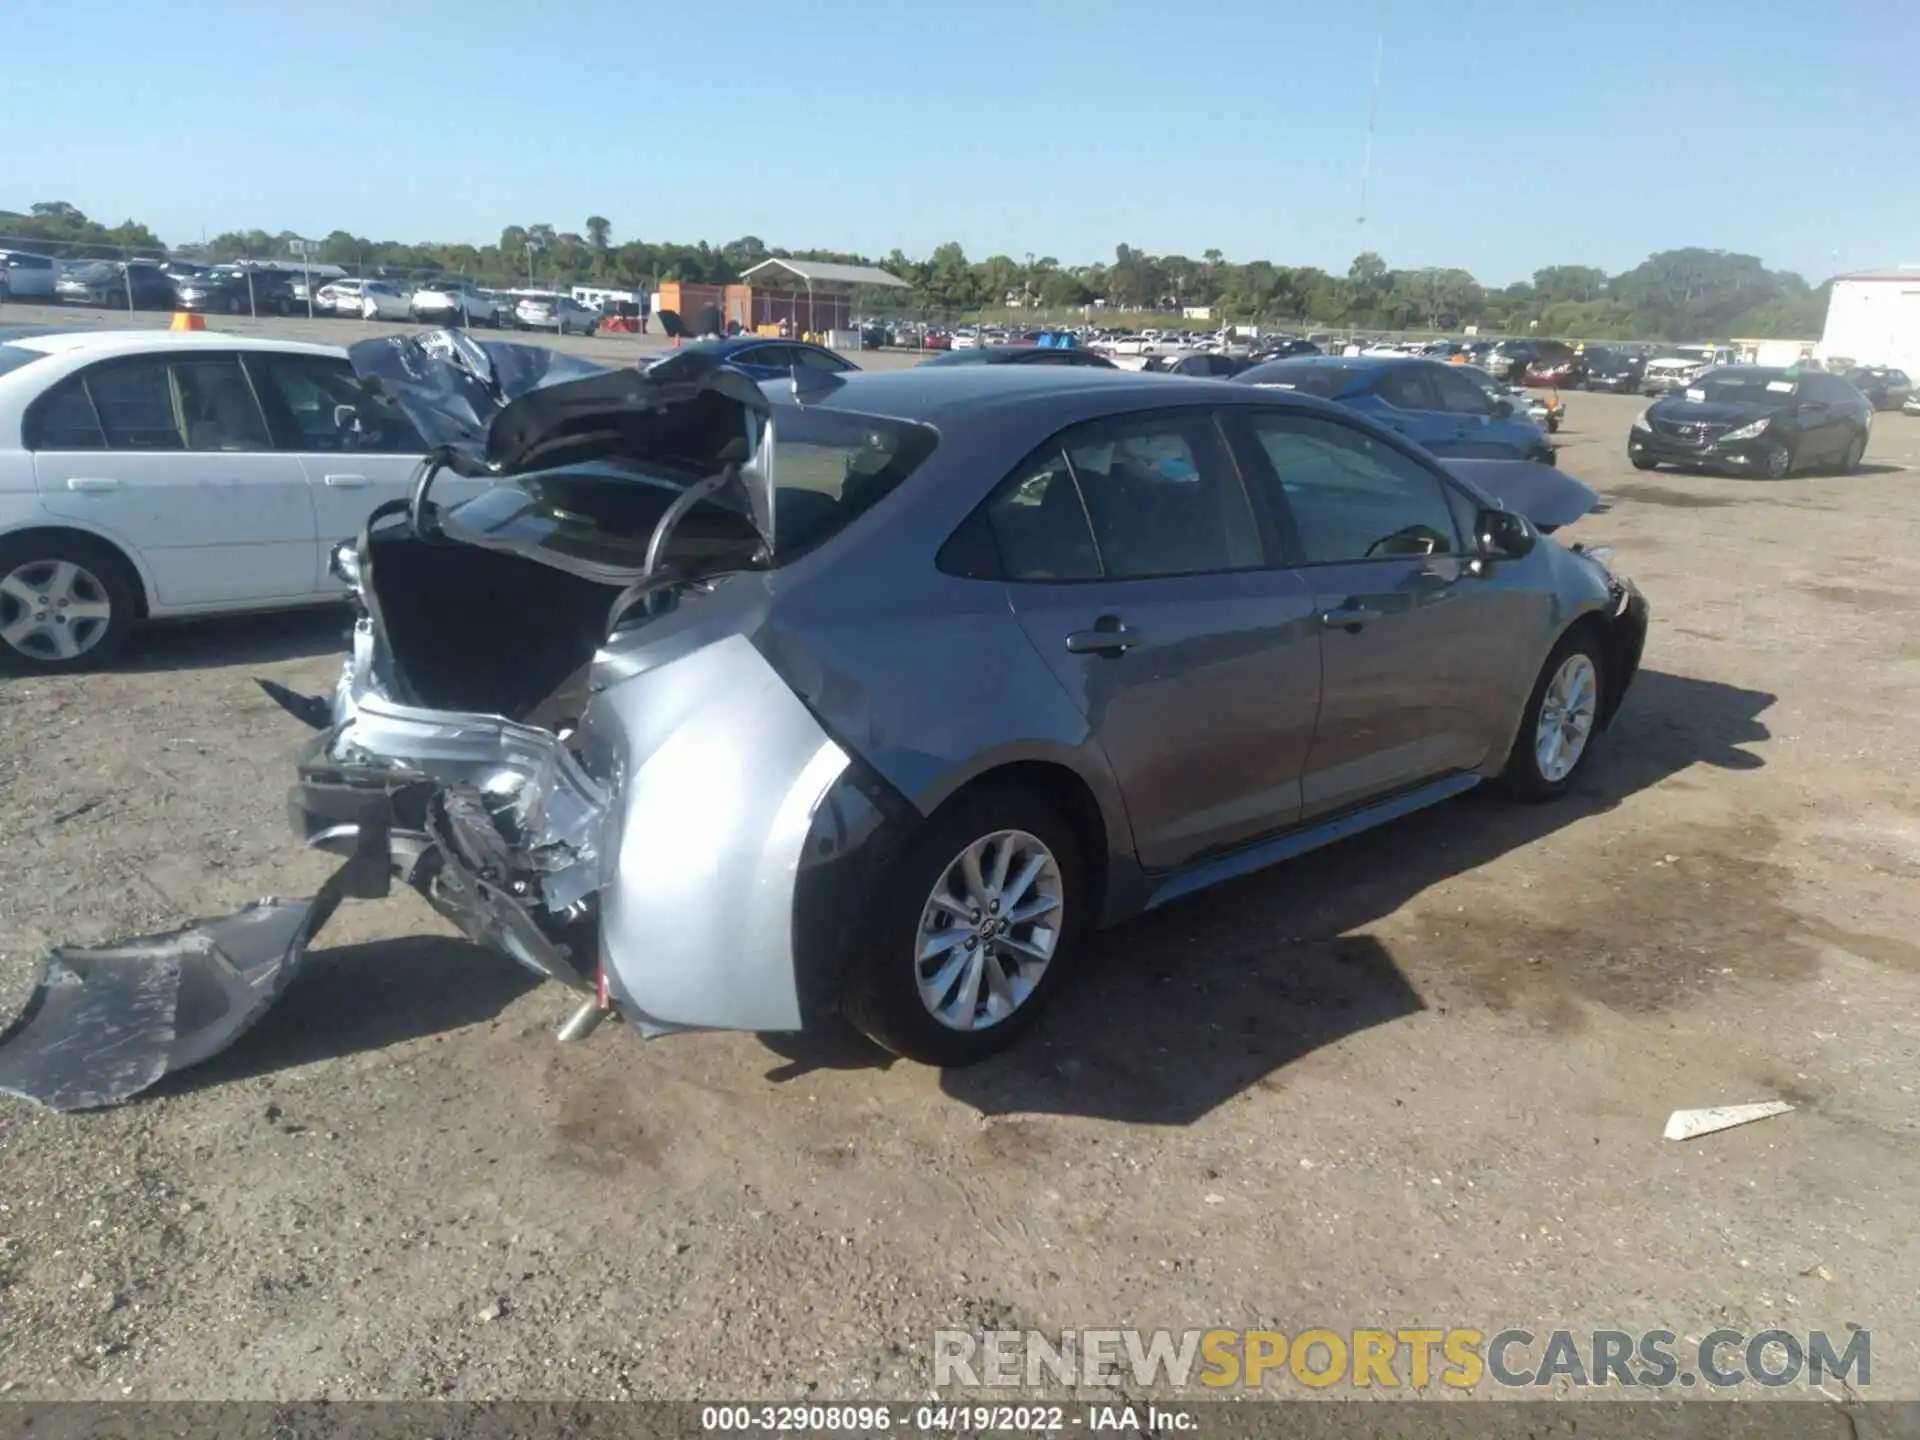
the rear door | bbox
[245,351,478,593]
[1234,408,1532,817]
[987,407,1322,869]
[29,353,317,608]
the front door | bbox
[985,409,1322,870]
[1235,409,1522,817]
[30,353,316,608]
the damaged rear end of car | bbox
[5,332,934,1107]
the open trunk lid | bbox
[348,331,777,549]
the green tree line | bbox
[2,201,1829,341]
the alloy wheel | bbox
[915,829,1064,1032]
[0,559,114,663]
[1534,652,1598,784]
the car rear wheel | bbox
[1838,431,1866,474]
[0,536,137,673]
[843,786,1085,1066]
[1502,632,1606,801]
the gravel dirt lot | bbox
[2,304,1918,1404]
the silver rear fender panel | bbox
[579,632,854,1034]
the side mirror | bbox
[1475,507,1536,562]
[1491,397,1515,418]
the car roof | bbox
[9,329,344,361]
[764,362,1333,430]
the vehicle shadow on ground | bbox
[122,606,349,673]
[156,936,538,1096]
[762,668,1775,1124]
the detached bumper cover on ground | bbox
[0,821,392,1111]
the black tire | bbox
[1836,430,1866,474]
[1630,454,1658,471]
[1501,629,1607,802]
[0,533,139,674]
[842,785,1088,1066]
[1762,442,1794,479]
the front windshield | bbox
[1686,368,1798,402]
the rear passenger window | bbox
[1375,368,1433,410]
[28,378,107,450]
[86,363,183,451]
[1065,414,1264,578]
[985,451,1101,581]
[173,358,272,452]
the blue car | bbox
[652,336,861,382]
[1235,355,1555,464]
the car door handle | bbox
[65,476,119,492]
[1065,621,1139,655]
[322,473,370,488]
[1321,606,1383,630]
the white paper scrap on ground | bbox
[1663,1102,1794,1141]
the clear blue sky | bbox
[8,0,1916,285]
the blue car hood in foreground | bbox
[1446,458,1599,531]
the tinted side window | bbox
[1065,414,1263,578]
[740,345,794,368]
[87,363,184,450]
[1375,367,1434,410]
[27,377,108,450]
[793,347,854,372]
[253,353,425,453]
[1248,412,1461,564]
[1430,366,1495,415]
[173,358,272,452]
[984,450,1101,581]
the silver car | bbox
[0,334,1648,1108]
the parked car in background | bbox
[411,279,500,328]
[56,261,176,310]
[0,328,508,672]
[513,294,599,334]
[656,337,860,381]
[174,268,301,316]
[1251,337,1322,360]
[1485,339,1579,384]
[1581,348,1647,393]
[0,250,60,301]
[1904,389,1920,417]
[1629,365,1872,478]
[1236,355,1555,463]
[1641,355,1708,396]
[1843,366,1913,411]
[1149,352,1256,377]
[314,279,365,316]
[922,344,1116,370]
[355,280,412,321]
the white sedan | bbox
[0,329,484,671]
[356,280,412,321]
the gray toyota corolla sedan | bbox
[0,333,1648,1108]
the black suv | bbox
[1581,348,1647,393]
[1629,366,1872,478]
[174,268,303,316]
